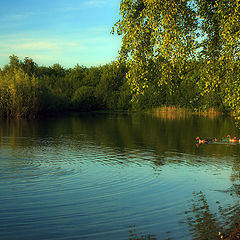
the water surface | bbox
[0,113,240,240]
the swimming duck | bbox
[196,137,211,144]
[227,135,238,143]
[213,137,222,142]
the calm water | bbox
[0,113,240,240]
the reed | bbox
[148,106,222,120]
[195,107,222,119]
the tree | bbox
[95,62,128,109]
[22,57,37,76]
[113,0,198,98]
[113,0,240,114]
[72,86,96,111]
[196,0,240,114]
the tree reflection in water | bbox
[184,190,240,240]
[128,225,158,240]
[184,191,221,239]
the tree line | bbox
[0,51,239,118]
[0,55,131,118]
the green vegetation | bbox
[0,0,239,118]
[0,55,130,117]
[113,0,240,116]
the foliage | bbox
[95,62,128,109]
[0,56,129,117]
[113,0,240,115]
[112,0,198,97]
[0,61,45,117]
[196,0,240,115]
[72,86,97,111]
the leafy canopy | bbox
[113,0,198,97]
[113,0,240,115]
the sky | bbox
[0,0,122,68]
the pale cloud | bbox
[0,36,85,66]
[90,26,110,33]
[0,0,121,68]
[0,26,121,68]
[54,0,107,13]
[11,41,59,51]
[2,13,31,22]
[1,38,84,52]
[83,0,106,8]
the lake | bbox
[0,112,240,240]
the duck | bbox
[227,135,238,143]
[213,137,222,142]
[196,137,211,144]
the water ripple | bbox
[0,115,239,240]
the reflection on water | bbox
[128,225,157,240]
[184,191,221,240]
[184,190,240,240]
[0,113,240,239]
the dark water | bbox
[0,112,240,240]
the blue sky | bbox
[0,0,122,68]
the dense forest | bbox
[0,55,131,117]
[0,54,234,118]
[0,0,239,118]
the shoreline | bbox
[146,106,227,120]
[0,106,232,120]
